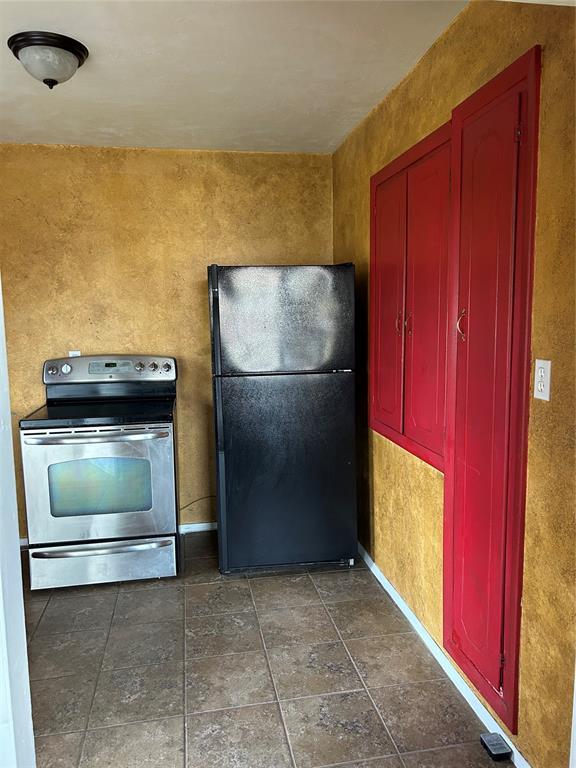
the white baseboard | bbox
[178,522,217,534]
[358,543,531,768]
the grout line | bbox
[248,572,316,584]
[399,739,480,757]
[362,675,450,690]
[313,754,400,768]
[78,713,184,735]
[48,590,120,603]
[311,575,409,768]
[278,686,365,704]
[34,618,184,638]
[247,578,299,768]
[29,657,192,684]
[26,596,51,646]
[342,630,415,642]
[186,698,279,717]
[77,589,120,767]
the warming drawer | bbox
[28,536,177,590]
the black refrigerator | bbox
[208,264,357,572]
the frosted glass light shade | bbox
[18,45,79,85]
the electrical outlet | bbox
[533,359,551,401]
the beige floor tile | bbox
[80,717,184,767]
[250,573,321,610]
[268,641,362,699]
[185,612,263,658]
[401,742,501,767]
[113,589,183,625]
[326,597,410,639]
[310,570,383,603]
[187,704,292,768]
[102,621,184,669]
[346,634,444,687]
[28,630,107,680]
[35,731,84,768]
[281,691,395,768]
[185,582,253,616]
[31,676,96,735]
[259,604,339,648]
[186,651,275,712]
[372,680,483,752]
[88,662,184,728]
[36,594,116,635]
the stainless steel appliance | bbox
[20,355,178,590]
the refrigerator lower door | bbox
[217,372,356,570]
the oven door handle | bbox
[23,430,169,446]
[30,540,173,558]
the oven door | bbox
[21,423,176,545]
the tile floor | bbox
[23,532,509,768]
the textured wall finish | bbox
[370,432,444,641]
[0,144,332,535]
[333,2,575,767]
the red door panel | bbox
[451,91,521,690]
[370,172,406,434]
[404,144,450,455]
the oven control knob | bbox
[61,363,72,375]
[162,362,172,372]
[135,362,145,372]
[149,362,159,372]
[47,365,58,376]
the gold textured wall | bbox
[333,2,575,767]
[0,144,333,533]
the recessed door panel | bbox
[370,172,406,433]
[404,144,450,455]
[451,91,521,690]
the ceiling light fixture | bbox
[7,31,89,89]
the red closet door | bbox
[404,144,449,455]
[450,91,521,690]
[370,172,406,434]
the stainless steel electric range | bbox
[20,355,178,590]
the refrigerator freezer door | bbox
[217,372,356,570]
[212,265,355,374]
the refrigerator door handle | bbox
[208,265,222,376]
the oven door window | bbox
[48,457,153,517]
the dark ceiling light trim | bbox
[7,31,89,89]
[7,31,89,65]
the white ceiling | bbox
[0,0,467,153]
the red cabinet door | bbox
[370,172,406,434]
[404,144,449,455]
[450,91,521,691]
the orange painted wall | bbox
[333,3,575,767]
[0,145,332,534]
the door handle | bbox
[395,311,403,336]
[24,430,169,446]
[31,540,172,558]
[456,308,467,341]
[404,314,413,336]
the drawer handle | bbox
[31,540,172,558]
[24,430,169,446]
[456,308,467,342]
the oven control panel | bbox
[43,355,177,384]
